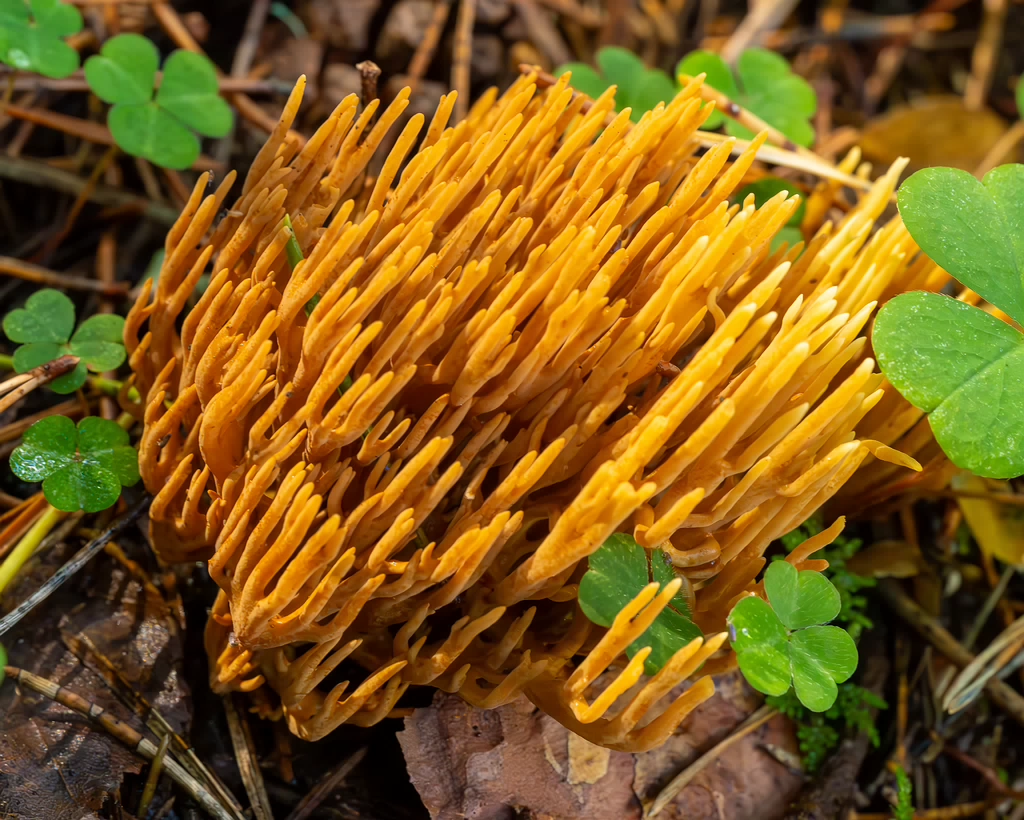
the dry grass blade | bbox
[224,693,275,820]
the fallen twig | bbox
[0,255,128,296]
[407,1,452,96]
[224,694,275,820]
[284,747,367,820]
[4,664,234,820]
[453,0,477,121]
[0,155,179,226]
[0,355,79,416]
[878,579,1024,727]
[0,495,150,638]
[645,704,779,817]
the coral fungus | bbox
[127,70,942,748]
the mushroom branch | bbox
[126,71,944,748]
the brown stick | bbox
[452,0,477,122]
[4,665,234,820]
[0,356,80,416]
[878,580,1024,727]
[0,72,280,94]
[0,155,178,226]
[0,255,128,297]
[407,1,452,96]
[0,104,222,172]
[284,748,367,820]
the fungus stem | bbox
[0,504,64,596]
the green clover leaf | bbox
[873,165,1024,479]
[10,415,139,513]
[85,33,233,170]
[677,48,817,148]
[579,533,703,674]
[729,561,857,711]
[3,288,126,393]
[556,47,679,122]
[0,0,84,79]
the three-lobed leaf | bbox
[874,164,1024,478]
[556,47,679,122]
[579,533,703,674]
[3,288,126,393]
[677,48,816,147]
[0,0,83,78]
[10,415,139,513]
[729,561,856,711]
[84,33,233,170]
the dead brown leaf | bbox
[0,539,188,819]
[858,96,1019,174]
[399,672,801,820]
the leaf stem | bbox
[0,504,64,596]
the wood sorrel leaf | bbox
[790,626,857,711]
[156,50,233,139]
[764,560,841,630]
[10,416,139,513]
[3,288,75,344]
[579,533,702,674]
[873,290,1024,479]
[729,595,792,696]
[897,165,1024,325]
[729,565,856,711]
[675,50,736,129]
[69,313,126,372]
[596,47,646,109]
[83,32,157,105]
[557,63,608,101]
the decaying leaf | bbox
[845,540,926,578]
[859,96,1017,173]
[954,472,1024,565]
[0,538,188,819]
[399,671,801,820]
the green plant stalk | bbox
[0,505,64,595]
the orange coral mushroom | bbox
[128,71,940,747]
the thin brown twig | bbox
[35,144,120,264]
[356,60,382,114]
[5,664,234,820]
[0,72,281,94]
[284,748,367,820]
[452,0,477,122]
[932,734,1024,800]
[0,356,80,417]
[878,580,1024,727]
[720,0,801,63]
[646,705,779,817]
[0,104,221,172]
[849,802,995,819]
[0,154,178,225]
[224,693,274,820]
[407,1,451,96]
[0,255,128,297]
[963,0,1007,110]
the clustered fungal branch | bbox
[127,70,945,748]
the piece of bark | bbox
[400,671,803,820]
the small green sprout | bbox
[557,47,678,122]
[84,33,233,170]
[578,533,702,674]
[0,0,83,79]
[10,415,139,513]
[3,288,126,394]
[892,764,914,820]
[729,561,857,711]
[677,48,817,147]
[873,164,1024,479]
[769,683,886,772]
[735,177,806,252]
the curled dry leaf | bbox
[0,540,187,819]
[399,671,801,820]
